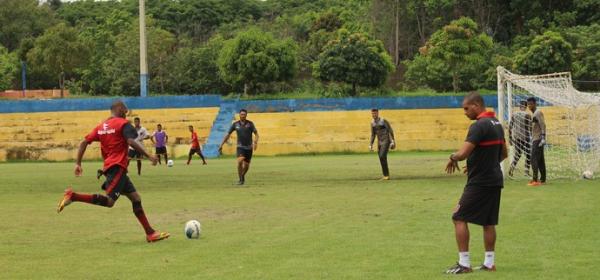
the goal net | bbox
[497,66,600,179]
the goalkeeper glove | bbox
[539,136,546,147]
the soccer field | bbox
[1,153,598,279]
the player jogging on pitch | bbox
[444,92,507,274]
[369,108,396,180]
[187,125,207,165]
[151,124,168,165]
[508,100,532,177]
[527,97,546,186]
[128,117,150,175]
[219,109,259,185]
[57,100,170,243]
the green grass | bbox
[0,153,598,279]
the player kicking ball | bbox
[57,100,170,243]
[444,92,507,273]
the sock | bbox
[458,252,470,267]
[484,251,495,268]
[71,193,93,203]
[132,201,155,235]
[72,193,110,207]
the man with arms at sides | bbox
[57,100,170,243]
[369,108,396,180]
[444,92,507,274]
[219,109,259,186]
[128,117,150,175]
[187,125,207,165]
[508,100,532,177]
[151,124,169,165]
[527,97,547,186]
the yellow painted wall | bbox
[0,107,219,161]
[219,108,475,156]
[2,106,576,161]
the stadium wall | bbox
[0,95,498,161]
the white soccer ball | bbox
[167,160,174,167]
[184,220,201,239]
[582,170,593,179]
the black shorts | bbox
[101,165,136,200]
[128,149,142,159]
[189,148,203,156]
[237,147,253,162]
[452,186,502,226]
[155,146,167,155]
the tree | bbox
[168,36,229,94]
[0,0,55,51]
[0,44,19,90]
[107,19,177,95]
[26,23,89,96]
[564,24,600,90]
[313,30,395,96]
[514,31,573,75]
[404,17,493,92]
[218,28,298,95]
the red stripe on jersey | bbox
[479,139,505,146]
[476,111,496,119]
[105,167,124,195]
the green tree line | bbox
[0,0,598,96]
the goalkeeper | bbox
[508,101,532,177]
[369,109,396,180]
[527,97,546,186]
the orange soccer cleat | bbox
[57,187,74,213]
[146,231,170,243]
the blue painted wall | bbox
[0,95,498,113]
[238,95,498,112]
[0,95,221,113]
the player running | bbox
[527,97,546,186]
[187,125,207,165]
[151,124,169,165]
[369,108,396,180]
[57,100,170,243]
[219,109,259,185]
[444,92,507,274]
[128,117,150,175]
[508,101,532,177]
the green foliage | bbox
[404,17,493,92]
[514,31,573,75]
[26,23,90,90]
[564,24,600,89]
[0,0,55,51]
[0,0,598,96]
[0,44,19,90]
[313,30,395,96]
[218,29,298,95]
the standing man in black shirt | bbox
[219,109,259,185]
[444,92,508,274]
[369,109,396,180]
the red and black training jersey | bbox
[465,111,505,188]
[85,117,138,172]
[190,131,200,149]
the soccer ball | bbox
[167,160,174,167]
[184,220,201,239]
[582,170,593,179]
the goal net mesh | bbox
[497,66,600,179]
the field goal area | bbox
[497,66,600,179]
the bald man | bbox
[445,92,507,273]
[57,100,170,243]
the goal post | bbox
[497,66,600,179]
